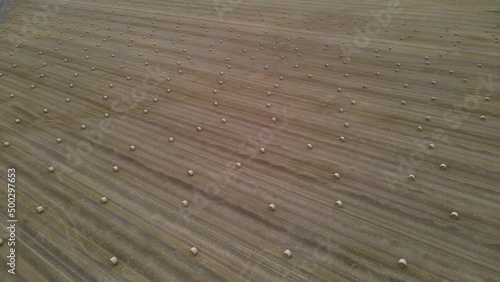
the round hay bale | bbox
[283,249,292,258]
[101,197,108,204]
[398,258,407,267]
[268,204,276,211]
[335,200,343,207]
[182,200,189,207]
[187,170,194,176]
[190,247,198,256]
[37,206,44,213]
[450,212,459,219]
[110,257,118,265]
[48,167,55,173]
[113,166,119,172]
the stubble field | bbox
[0,0,499,281]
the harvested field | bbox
[1,0,500,280]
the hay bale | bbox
[190,247,198,256]
[268,204,276,211]
[110,257,118,265]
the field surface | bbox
[0,0,499,281]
